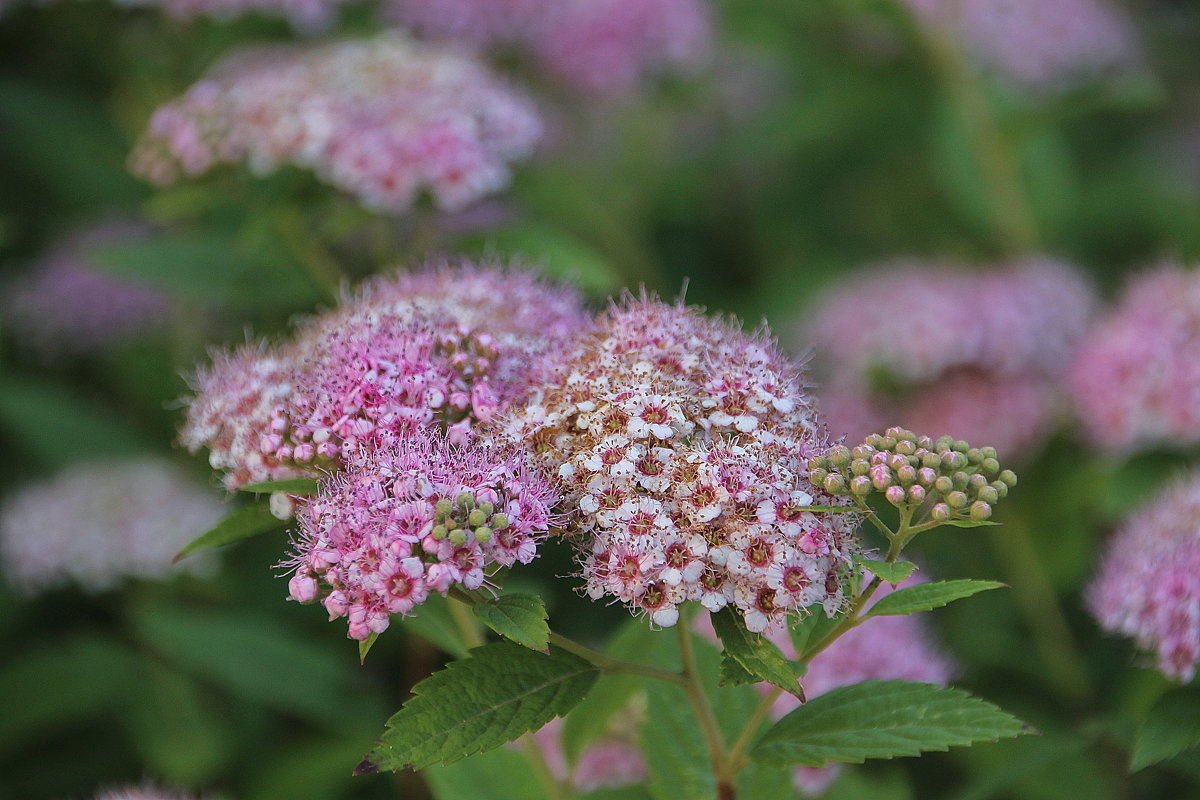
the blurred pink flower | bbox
[3,222,170,357]
[902,0,1140,93]
[0,459,223,594]
[503,294,859,631]
[802,256,1096,460]
[526,715,647,794]
[1069,263,1200,453]
[1087,470,1200,682]
[131,34,542,213]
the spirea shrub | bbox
[0,459,223,593]
[1088,470,1200,682]
[1069,263,1200,453]
[803,257,1096,458]
[130,34,542,212]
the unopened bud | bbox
[828,446,851,467]
[436,498,454,517]
[916,435,934,450]
[474,526,493,543]
[977,485,999,504]
[918,467,938,487]
[968,474,988,493]
[809,467,829,486]
[934,475,954,494]
[850,459,870,476]
[946,491,969,509]
[980,457,1000,477]
[922,452,942,470]
[931,503,952,521]
[468,509,487,527]
[970,501,992,521]
[952,472,969,490]
[449,529,468,546]
[885,485,906,506]
[850,476,872,496]
[479,501,494,516]
[431,524,448,540]
[895,439,916,456]
[870,466,893,490]
[953,439,970,453]
[889,454,909,471]
[908,485,927,504]
[824,474,847,494]
[979,446,998,460]
[966,448,984,465]
[492,513,511,530]
[851,445,875,460]
[457,492,475,510]
[881,436,898,451]
[896,465,917,485]
[990,481,1009,499]
[998,469,1017,488]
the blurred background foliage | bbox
[2,0,1200,798]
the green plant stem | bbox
[727,685,783,772]
[448,595,485,649]
[521,736,569,800]
[275,207,345,297]
[547,632,687,685]
[677,623,735,800]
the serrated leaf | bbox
[1131,688,1200,771]
[855,558,918,585]
[642,680,714,800]
[752,680,1028,767]
[711,608,804,700]
[363,642,600,772]
[941,519,1001,528]
[173,504,281,563]
[864,580,1005,619]
[719,653,759,688]
[472,593,550,652]
[240,478,319,495]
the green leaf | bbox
[719,653,759,688]
[399,594,473,659]
[710,608,804,700]
[790,610,841,662]
[941,519,1001,528]
[751,680,1029,767]
[240,478,320,495]
[472,593,550,652]
[642,680,714,800]
[855,558,918,585]
[359,633,380,665]
[864,580,1005,619]
[424,746,548,800]
[737,762,797,800]
[126,659,230,785]
[173,504,282,563]
[363,642,600,772]
[1131,688,1200,771]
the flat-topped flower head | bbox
[802,256,1096,458]
[182,260,588,490]
[503,294,859,631]
[284,431,558,640]
[901,0,1140,94]
[3,222,170,358]
[1087,471,1200,682]
[1069,263,1200,453]
[388,0,710,95]
[0,459,224,594]
[131,34,542,213]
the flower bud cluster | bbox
[1069,264,1200,453]
[1087,470,1200,682]
[503,294,859,631]
[284,432,558,640]
[130,34,542,213]
[808,428,1016,525]
[389,0,711,95]
[182,261,588,490]
[802,257,1096,458]
[0,459,223,594]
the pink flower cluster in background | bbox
[1069,264,1200,453]
[389,0,711,95]
[2,222,170,358]
[802,257,1096,459]
[1088,471,1200,682]
[284,433,557,640]
[130,34,542,213]
[902,0,1140,93]
[503,295,859,631]
[0,459,223,594]
[182,260,588,490]
[526,714,647,794]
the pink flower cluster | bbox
[503,295,859,631]
[389,0,711,95]
[902,0,1140,93]
[526,715,647,794]
[182,261,588,491]
[0,459,224,594]
[130,34,542,213]
[3,222,171,357]
[803,257,1096,459]
[1087,471,1200,682]
[284,432,558,640]
[1069,264,1200,453]
[768,575,954,796]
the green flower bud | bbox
[908,485,927,504]
[885,485,906,506]
[977,485,999,504]
[934,475,954,494]
[953,439,970,453]
[881,436,898,451]
[449,528,468,546]
[492,513,511,530]
[828,446,851,467]
[468,509,487,527]
[871,470,893,491]
[990,481,1009,499]
[457,491,475,510]
[966,448,984,465]
[998,469,1018,488]
[851,445,875,460]
[931,503,952,521]
[921,452,942,470]
[946,491,969,509]
[896,465,917,485]
[969,501,992,521]
[824,474,847,494]
[809,467,829,486]
[894,439,916,456]
[850,476,872,496]
[935,435,955,451]
[918,467,938,487]
[980,457,1001,477]
[479,501,494,516]
[979,446,998,460]
[431,524,448,540]
[436,498,454,517]
[474,526,493,543]
[952,471,969,490]
[968,474,989,493]
[850,459,870,476]
[864,434,884,450]
[916,435,935,450]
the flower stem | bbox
[726,685,783,772]
[547,632,687,685]
[677,622,735,800]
